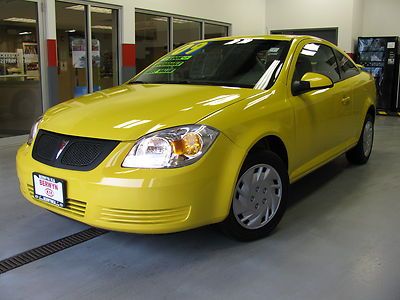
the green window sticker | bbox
[146,42,209,75]
[148,55,194,74]
[148,68,176,74]
[162,55,192,61]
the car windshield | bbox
[130,39,291,89]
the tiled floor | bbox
[1,117,400,300]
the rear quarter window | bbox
[334,49,360,80]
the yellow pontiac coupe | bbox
[16,35,376,240]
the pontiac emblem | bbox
[55,140,69,159]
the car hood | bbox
[41,84,260,141]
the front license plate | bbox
[32,173,66,208]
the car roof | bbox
[201,34,317,42]
[198,35,340,52]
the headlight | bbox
[122,125,219,168]
[27,116,43,146]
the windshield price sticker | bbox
[171,42,209,56]
[163,55,192,61]
[148,55,193,74]
[148,67,176,74]
[156,61,185,67]
[147,42,210,75]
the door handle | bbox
[341,96,351,105]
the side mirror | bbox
[292,72,334,96]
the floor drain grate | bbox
[0,227,107,275]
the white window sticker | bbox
[387,42,395,49]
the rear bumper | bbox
[16,134,244,234]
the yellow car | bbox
[16,35,376,240]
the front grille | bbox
[61,142,103,167]
[99,206,191,225]
[28,184,87,217]
[35,134,59,160]
[32,130,118,171]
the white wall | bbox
[362,0,400,37]
[41,0,400,52]
[352,0,364,42]
[44,0,267,44]
[266,0,356,52]
[132,0,266,36]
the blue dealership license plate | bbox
[32,173,66,208]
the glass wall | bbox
[135,11,229,72]
[205,23,229,39]
[173,18,201,49]
[135,13,169,73]
[0,0,42,138]
[56,2,119,102]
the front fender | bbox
[200,87,295,174]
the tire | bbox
[221,151,289,241]
[346,114,374,165]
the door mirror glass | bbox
[292,72,333,96]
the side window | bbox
[293,43,340,83]
[334,49,360,80]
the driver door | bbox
[288,41,345,178]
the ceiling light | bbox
[173,19,192,24]
[91,7,112,14]
[303,43,320,52]
[65,29,76,33]
[66,5,112,14]
[301,49,317,56]
[152,17,168,22]
[19,31,32,35]
[92,25,112,30]
[4,17,36,24]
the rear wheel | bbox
[221,151,289,241]
[346,114,374,165]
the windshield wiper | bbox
[147,80,252,88]
[192,81,253,88]
[130,80,253,89]
[128,80,148,84]
[149,80,193,84]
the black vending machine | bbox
[356,36,400,113]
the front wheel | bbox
[221,151,289,241]
[346,114,374,165]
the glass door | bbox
[0,0,42,138]
[91,6,119,91]
[56,2,88,101]
[56,2,119,102]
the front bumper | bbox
[16,134,244,234]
